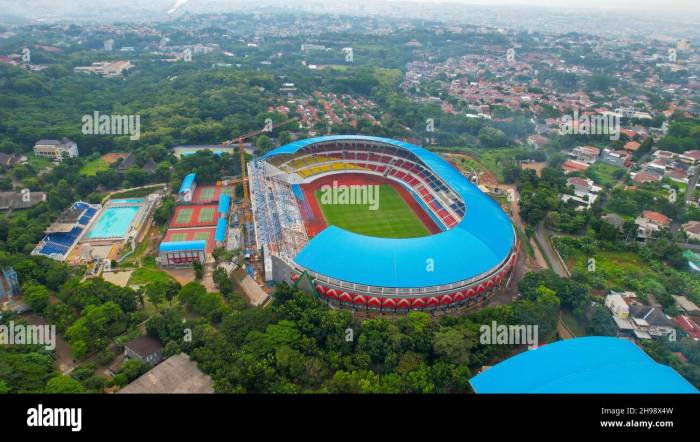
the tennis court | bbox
[198,207,216,223]
[170,205,218,228]
[168,233,189,242]
[193,232,211,241]
[193,185,219,203]
[174,207,194,224]
[164,227,217,252]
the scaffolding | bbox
[0,267,20,299]
[249,160,308,263]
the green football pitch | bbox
[315,184,429,238]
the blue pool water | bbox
[87,206,140,239]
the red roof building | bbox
[624,141,641,152]
[641,210,670,227]
[675,315,700,340]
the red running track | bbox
[298,173,442,238]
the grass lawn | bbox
[110,184,165,199]
[443,147,529,182]
[556,238,664,297]
[585,162,624,187]
[128,257,177,285]
[573,250,653,287]
[315,184,429,238]
[80,158,110,176]
[119,236,149,265]
[26,156,52,169]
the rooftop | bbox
[118,353,214,394]
[470,337,698,393]
[641,210,671,226]
[178,173,196,194]
[125,335,162,358]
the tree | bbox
[278,131,291,146]
[65,302,127,358]
[44,303,77,332]
[587,305,617,336]
[0,346,56,393]
[154,196,176,225]
[120,359,147,382]
[146,280,179,309]
[146,283,165,308]
[255,134,273,153]
[213,267,234,296]
[22,282,50,313]
[432,326,473,365]
[178,282,206,305]
[46,375,85,393]
[60,278,137,313]
[193,261,203,280]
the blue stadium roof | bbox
[218,194,231,215]
[469,337,699,394]
[159,240,206,253]
[215,218,227,242]
[178,173,196,194]
[263,136,515,288]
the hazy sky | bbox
[1,0,698,20]
[4,0,698,12]
[423,0,696,9]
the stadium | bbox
[251,135,518,312]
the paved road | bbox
[687,165,699,205]
[556,316,575,340]
[22,313,76,373]
[535,222,570,277]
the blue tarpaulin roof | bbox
[469,337,699,394]
[159,240,206,253]
[215,218,227,242]
[178,173,196,194]
[263,136,515,288]
[217,194,231,216]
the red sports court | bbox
[163,227,217,252]
[192,185,236,204]
[170,204,218,228]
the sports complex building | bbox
[250,135,518,312]
[32,196,158,265]
[158,173,233,266]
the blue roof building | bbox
[159,240,206,253]
[215,218,227,243]
[469,337,699,394]
[178,173,196,195]
[217,194,231,216]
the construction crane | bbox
[222,117,298,224]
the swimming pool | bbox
[110,198,145,204]
[87,206,140,239]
